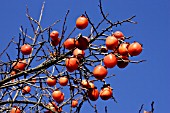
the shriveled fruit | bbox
[103,53,117,68]
[63,38,75,50]
[65,57,79,72]
[73,48,85,59]
[128,41,142,56]
[76,15,88,29]
[20,44,32,55]
[100,86,113,100]
[88,88,99,101]
[105,36,118,50]
[52,90,62,102]
[81,80,95,89]
[59,77,68,86]
[118,42,129,56]
[10,106,21,113]
[50,30,59,41]
[12,59,27,71]
[75,36,89,50]
[93,65,108,80]
[71,100,78,108]
[113,31,124,40]
[22,86,31,94]
[46,77,56,87]
[117,56,129,68]
[100,46,108,53]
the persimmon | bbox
[73,48,85,59]
[75,36,89,50]
[30,78,36,84]
[76,15,88,29]
[46,77,56,87]
[59,77,68,86]
[20,44,32,55]
[105,36,118,50]
[81,80,95,89]
[63,38,76,50]
[65,57,79,72]
[10,106,21,113]
[12,59,27,71]
[117,56,129,68]
[71,99,78,108]
[51,38,60,46]
[22,86,31,94]
[93,65,108,80]
[45,102,62,113]
[113,31,124,40]
[88,88,99,101]
[50,30,59,41]
[103,53,117,68]
[55,93,64,104]
[52,90,62,102]
[118,42,129,56]
[10,71,16,82]
[128,41,143,56]
[100,86,113,100]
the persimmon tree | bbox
[0,1,150,113]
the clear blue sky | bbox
[0,0,170,113]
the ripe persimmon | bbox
[73,48,85,59]
[71,99,78,108]
[113,31,124,40]
[46,77,56,87]
[75,36,89,50]
[81,80,95,89]
[100,86,113,100]
[52,90,62,102]
[63,38,76,50]
[55,93,64,104]
[118,42,129,56]
[105,36,118,50]
[59,77,68,86]
[103,53,117,68]
[117,56,129,68]
[88,88,99,101]
[10,106,21,113]
[76,15,88,29]
[20,44,32,55]
[12,59,27,71]
[93,65,108,80]
[22,86,31,94]
[128,41,142,56]
[50,30,59,41]
[65,57,79,72]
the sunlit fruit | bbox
[103,53,117,68]
[20,44,32,55]
[128,41,142,56]
[75,36,89,50]
[93,65,108,80]
[52,90,62,102]
[56,93,64,104]
[50,30,59,41]
[118,42,129,56]
[105,36,118,50]
[63,38,76,50]
[59,77,68,86]
[65,57,79,72]
[22,86,31,94]
[113,31,124,40]
[46,77,56,87]
[76,15,88,29]
[12,59,27,71]
[10,106,21,113]
[117,56,129,68]
[73,48,85,59]
[51,38,60,46]
[88,88,99,101]
[100,86,113,100]
[81,80,95,89]
[71,100,78,108]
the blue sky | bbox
[0,0,170,113]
